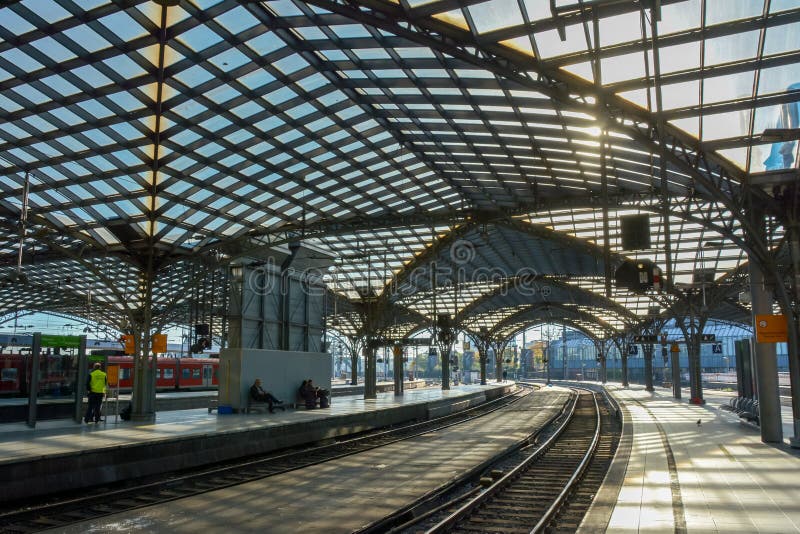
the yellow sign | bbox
[670,342,680,353]
[121,334,135,355]
[755,314,788,343]
[106,365,119,387]
[151,333,168,354]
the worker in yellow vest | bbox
[84,362,107,424]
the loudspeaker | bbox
[620,214,651,250]
[194,323,210,336]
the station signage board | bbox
[755,314,788,343]
[40,334,81,348]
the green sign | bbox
[40,334,81,348]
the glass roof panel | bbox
[705,0,765,25]
[0,0,791,336]
[600,52,646,84]
[468,0,523,35]
[704,30,760,66]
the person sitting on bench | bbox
[300,379,317,408]
[250,378,284,413]
[300,379,330,409]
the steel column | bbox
[749,259,782,443]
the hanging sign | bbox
[106,365,119,387]
[151,333,167,354]
[755,314,788,343]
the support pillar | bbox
[392,344,404,396]
[750,259,782,443]
[545,341,551,385]
[784,207,800,447]
[349,342,359,386]
[492,341,505,382]
[440,347,451,390]
[643,343,654,392]
[687,330,704,404]
[131,326,156,421]
[598,343,607,384]
[621,343,629,387]
[671,348,682,400]
[364,345,377,399]
[476,340,489,385]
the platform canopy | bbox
[0,0,797,342]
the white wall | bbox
[218,348,332,411]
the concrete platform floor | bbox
[581,383,800,534]
[0,382,510,466]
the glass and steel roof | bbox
[0,0,796,341]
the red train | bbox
[0,352,219,397]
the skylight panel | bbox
[658,41,700,74]
[0,49,42,74]
[704,30,760,66]
[99,10,147,42]
[265,85,298,106]
[535,23,592,60]
[599,11,642,47]
[264,0,305,16]
[215,5,259,33]
[72,64,113,88]
[22,114,57,133]
[657,80,699,110]
[331,24,372,39]
[209,48,251,72]
[32,0,72,24]
[468,0,524,34]
[247,30,289,57]
[178,24,223,53]
[273,54,310,76]
[771,0,800,13]
[705,0,763,25]
[297,73,328,92]
[657,0,700,36]
[11,83,48,105]
[703,72,755,104]
[702,109,751,141]
[103,54,147,79]
[757,65,800,96]
[600,52,647,85]
[0,6,35,35]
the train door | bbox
[202,364,214,387]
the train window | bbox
[121,368,131,380]
[1,368,17,382]
[192,369,201,379]
[182,369,190,380]
[164,368,174,379]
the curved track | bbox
[0,387,531,533]
[393,388,621,534]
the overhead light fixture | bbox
[760,128,800,143]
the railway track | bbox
[0,386,531,533]
[387,388,620,533]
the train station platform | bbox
[0,379,431,424]
[0,381,514,503]
[580,383,800,533]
